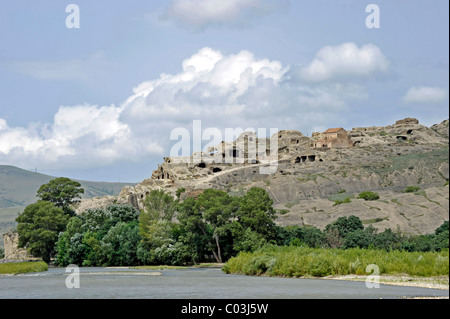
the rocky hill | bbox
[77,117,449,235]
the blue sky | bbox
[0,0,448,182]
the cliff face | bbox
[76,118,449,235]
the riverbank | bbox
[324,274,449,291]
[131,263,225,270]
[0,261,48,275]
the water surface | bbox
[0,267,448,299]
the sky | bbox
[0,0,448,183]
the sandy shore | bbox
[324,274,449,291]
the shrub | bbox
[404,186,421,193]
[223,245,449,278]
[333,197,352,206]
[357,191,380,201]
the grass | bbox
[328,192,354,202]
[284,200,300,209]
[297,174,318,183]
[132,263,224,270]
[276,209,290,215]
[414,190,442,206]
[364,148,449,175]
[391,199,403,206]
[0,261,48,275]
[222,245,449,278]
[333,197,351,206]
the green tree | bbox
[16,201,71,262]
[100,221,141,266]
[139,190,178,252]
[343,228,375,249]
[36,178,84,214]
[55,204,141,266]
[142,190,178,221]
[373,228,402,251]
[325,215,364,239]
[177,190,239,263]
[195,189,239,263]
[301,227,327,248]
[235,187,277,240]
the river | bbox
[0,267,448,299]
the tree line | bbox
[15,178,449,265]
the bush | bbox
[333,197,352,206]
[404,186,421,193]
[357,191,380,201]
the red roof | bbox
[323,128,346,134]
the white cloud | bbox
[402,86,448,104]
[0,105,164,169]
[165,0,288,29]
[2,44,382,171]
[300,42,389,82]
[0,118,7,131]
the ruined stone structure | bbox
[2,231,34,260]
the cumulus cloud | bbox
[299,42,389,82]
[165,0,288,29]
[402,86,448,104]
[1,44,388,170]
[0,105,163,169]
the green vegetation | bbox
[357,191,380,201]
[284,200,300,209]
[55,204,142,267]
[222,245,449,278]
[36,177,84,214]
[362,217,387,225]
[0,261,48,275]
[16,201,71,263]
[176,188,186,199]
[404,186,421,193]
[13,178,450,271]
[333,197,351,206]
[0,166,133,241]
[54,187,277,267]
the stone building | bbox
[313,128,353,149]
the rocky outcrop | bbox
[395,117,420,125]
[73,117,449,235]
[275,185,449,236]
[2,231,34,260]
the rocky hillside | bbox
[77,118,449,235]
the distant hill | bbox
[0,165,135,243]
